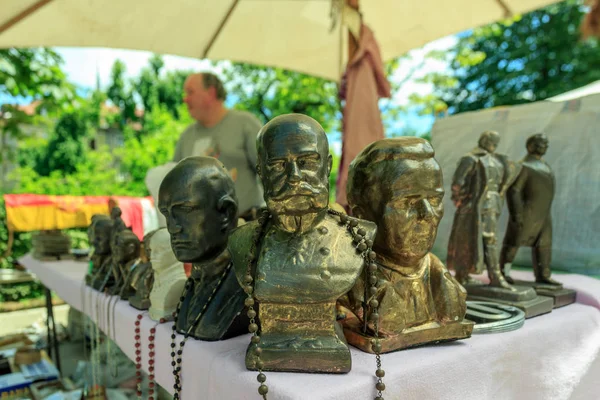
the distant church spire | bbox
[95,63,101,91]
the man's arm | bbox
[243,113,263,171]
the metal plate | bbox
[466,301,526,334]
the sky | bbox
[2,35,457,154]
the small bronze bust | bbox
[110,229,142,296]
[447,131,553,317]
[85,215,111,286]
[159,156,247,340]
[228,114,376,373]
[129,229,160,310]
[89,218,116,291]
[500,134,575,306]
[341,137,473,353]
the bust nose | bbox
[416,199,435,221]
[287,161,302,182]
[166,215,182,234]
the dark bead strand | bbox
[244,210,271,399]
[171,265,232,398]
[134,314,143,400]
[329,209,386,399]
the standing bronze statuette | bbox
[340,137,473,353]
[447,131,553,318]
[500,133,576,308]
[228,114,385,399]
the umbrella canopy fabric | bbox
[0,0,559,82]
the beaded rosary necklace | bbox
[243,208,386,400]
[169,261,233,399]
[106,258,142,378]
[133,312,166,400]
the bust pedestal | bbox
[231,213,375,373]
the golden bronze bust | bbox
[447,131,553,317]
[340,137,473,353]
[500,134,576,307]
[159,156,248,340]
[228,114,377,375]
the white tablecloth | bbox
[20,254,600,400]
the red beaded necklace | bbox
[134,313,166,399]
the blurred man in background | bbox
[173,72,264,220]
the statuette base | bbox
[129,295,151,310]
[342,318,474,354]
[510,280,576,308]
[467,287,554,318]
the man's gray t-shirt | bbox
[173,110,265,214]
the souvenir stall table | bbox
[20,253,600,400]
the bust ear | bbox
[217,195,238,233]
[351,205,365,219]
[256,162,262,180]
[327,153,333,176]
[126,241,137,257]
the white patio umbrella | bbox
[0,0,559,82]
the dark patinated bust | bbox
[158,156,247,340]
[228,114,376,374]
[500,133,575,307]
[89,218,115,291]
[85,214,111,286]
[341,137,473,353]
[111,229,141,298]
[129,229,159,310]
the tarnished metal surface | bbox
[341,137,473,353]
[466,301,525,334]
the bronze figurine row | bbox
[84,114,574,399]
[448,131,575,316]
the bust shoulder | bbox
[326,213,377,241]
[427,252,448,274]
[228,220,261,286]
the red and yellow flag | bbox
[4,194,111,232]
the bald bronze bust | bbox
[341,138,473,353]
[159,156,248,340]
[228,114,376,373]
[500,134,575,307]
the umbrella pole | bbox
[0,0,54,35]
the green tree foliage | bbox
[0,48,74,182]
[33,110,89,176]
[413,0,600,115]
[117,104,192,195]
[134,55,191,119]
[107,60,137,127]
[219,62,341,133]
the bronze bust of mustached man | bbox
[228,114,378,374]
